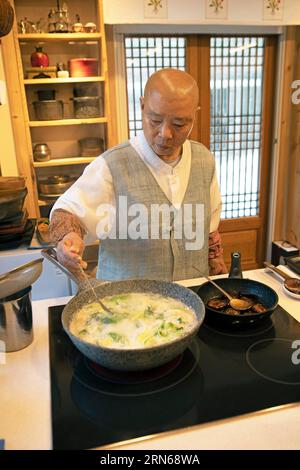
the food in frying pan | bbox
[206,298,228,310]
[207,293,267,315]
[70,293,197,349]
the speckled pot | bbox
[62,279,205,371]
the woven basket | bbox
[0,0,14,38]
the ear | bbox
[140,96,144,110]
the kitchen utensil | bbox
[33,100,64,120]
[264,262,300,298]
[38,175,76,195]
[78,265,115,316]
[33,143,51,162]
[84,22,96,33]
[0,187,28,221]
[78,137,103,157]
[194,253,278,327]
[37,89,56,101]
[0,0,14,39]
[69,58,98,77]
[0,219,36,251]
[73,83,98,97]
[41,247,205,371]
[192,265,253,310]
[0,258,43,299]
[30,46,49,67]
[0,210,26,228]
[72,14,83,33]
[0,177,25,191]
[36,218,51,245]
[0,286,33,352]
[72,96,102,119]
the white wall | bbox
[103,0,300,25]
[0,44,18,176]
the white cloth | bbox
[51,132,222,244]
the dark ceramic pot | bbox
[42,248,205,371]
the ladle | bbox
[264,262,300,296]
[192,265,253,311]
[78,265,115,315]
[41,247,115,315]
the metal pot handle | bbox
[41,248,105,292]
[42,247,80,284]
[41,248,108,292]
[228,252,243,279]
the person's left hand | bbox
[209,255,228,275]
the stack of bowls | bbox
[0,177,34,250]
[38,175,77,200]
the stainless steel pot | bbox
[0,286,33,352]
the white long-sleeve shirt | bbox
[51,132,222,244]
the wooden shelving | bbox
[38,199,56,206]
[4,0,111,218]
[29,118,108,127]
[18,33,102,41]
[24,76,105,85]
[33,157,95,167]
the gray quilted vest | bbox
[97,141,215,281]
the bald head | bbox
[140,68,200,162]
[144,68,199,110]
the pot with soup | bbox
[61,279,205,371]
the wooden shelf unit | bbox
[18,33,102,41]
[29,118,108,127]
[24,76,105,85]
[33,157,95,167]
[2,0,112,218]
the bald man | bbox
[50,68,227,281]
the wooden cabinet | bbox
[2,0,112,217]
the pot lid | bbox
[0,258,43,299]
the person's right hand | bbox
[56,232,87,278]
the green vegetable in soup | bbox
[70,292,197,350]
[108,332,127,344]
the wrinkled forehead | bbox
[144,89,198,119]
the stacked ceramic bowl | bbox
[0,177,34,250]
[38,175,77,200]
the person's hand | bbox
[56,232,87,279]
[209,256,228,275]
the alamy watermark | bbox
[0,340,6,365]
[291,339,300,365]
[95,197,205,251]
[291,80,300,104]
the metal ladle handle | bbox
[192,265,233,301]
[77,265,114,315]
[42,247,79,284]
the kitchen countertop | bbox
[1,268,300,450]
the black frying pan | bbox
[194,253,279,327]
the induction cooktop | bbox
[48,297,300,450]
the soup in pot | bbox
[70,292,197,349]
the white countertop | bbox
[1,268,300,450]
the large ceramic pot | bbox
[42,248,205,371]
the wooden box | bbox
[26,67,57,79]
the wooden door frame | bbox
[187,35,278,268]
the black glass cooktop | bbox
[49,300,300,450]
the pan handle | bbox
[41,248,106,292]
[41,247,80,284]
[228,252,243,279]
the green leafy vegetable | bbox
[108,332,126,343]
[144,306,154,317]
